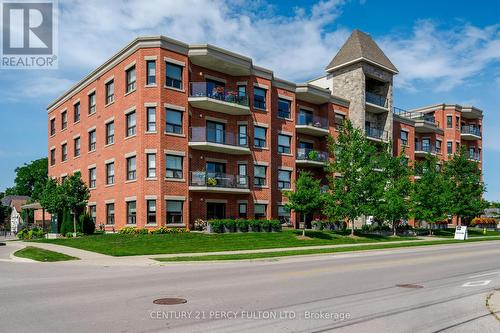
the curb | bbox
[486,289,500,322]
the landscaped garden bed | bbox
[207,219,282,233]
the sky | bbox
[0,0,499,199]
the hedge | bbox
[471,217,497,226]
[208,219,281,233]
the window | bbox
[238,125,247,146]
[89,205,96,224]
[127,201,136,224]
[88,92,96,114]
[238,164,247,187]
[238,203,247,218]
[126,111,136,137]
[238,85,246,99]
[436,140,442,153]
[254,165,267,186]
[206,121,225,144]
[89,167,96,188]
[126,156,136,181]
[254,126,266,148]
[74,137,80,157]
[253,87,266,110]
[166,200,183,224]
[147,200,156,225]
[254,204,267,219]
[446,115,452,128]
[278,205,290,224]
[50,118,56,135]
[106,121,114,145]
[422,138,430,151]
[278,98,291,119]
[105,80,114,105]
[126,66,136,93]
[106,203,115,225]
[146,60,156,85]
[278,169,291,189]
[74,102,80,122]
[166,62,183,89]
[298,109,313,125]
[88,130,96,151]
[335,114,345,130]
[447,141,453,154]
[400,130,408,146]
[106,162,114,185]
[166,108,182,134]
[61,143,67,161]
[166,155,183,179]
[147,107,156,132]
[61,111,67,130]
[50,148,55,166]
[147,153,156,178]
[278,134,291,154]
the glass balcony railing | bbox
[365,91,388,108]
[365,126,388,141]
[461,125,481,137]
[296,148,328,162]
[190,171,249,189]
[393,107,438,126]
[296,113,328,129]
[189,82,249,107]
[189,127,248,147]
[415,142,436,154]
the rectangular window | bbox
[254,204,267,219]
[126,66,136,93]
[127,201,136,224]
[238,125,247,146]
[88,130,96,151]
[126,111,136,137]
[106,162,114,185]
[50,149,55,166]
[61,111,67,130]
[238,203,247,218]
[106,203,115,225]
[126,156,136,181]
[447,141,453,154]
[89,167,96,188]
[335,114,345,130]
[238,164,247,187]
[74,137,80,157]
[89,205,96,224]
[61,143,67,161]
[166,200,183,224]
[105,80,114,105]
[147,153,156,178]
[278,98,291,119]
[147,200,156,225]
[146,60,156,85]
[88,92,96,114]
[147,107,156,132]
[74,102,80,122]
[206,121,225,144]
[166,109,182,134]
[166,155,183,179]
[238,85,247,99]
[446,115,452,128]
[253,87,266,110]
[278,205,290,224]
[436,140,442,153]
[278,169,291,189]
[400,130,408,146]
[50,118,56,135]
[278,134,291,154]
[254,165,267,186]
[254,126,267,148]
[166,62,183,89]
[106,121,114,145]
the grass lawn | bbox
[33,230,417,256]
[433,228,500,238]
[14,246,79,262]
[156,236,500,262]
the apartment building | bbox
[46,30,482,230]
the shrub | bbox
[270,220,282,232]
[193,218,207,231]
[236,219,249,232]
[118,226,137,234]
[60,209,78,235]
[208,220,224,233]
[64,232,84,238]
[223,219,236,232]
[80,213,95,235]
[134,228,149,235]
[260,220,271,232]
[17,227,45,240]
[149,227,187,234]
[312,220,324,230]
[249,219,260,232]
[471,217,497,226]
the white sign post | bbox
[454,226,468,240]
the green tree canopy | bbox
[8,158,48,201]
[39,178,65,215]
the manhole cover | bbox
[153,298,187,305]
[396,284,424,289]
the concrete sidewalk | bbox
[487,289,500,322]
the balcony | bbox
[189,171,251,193]
[414,142,437,157]
[468,151,480,162]
[295,114,329,136]
[188,82,250,115]
[188,127,251,155]
[461,125,481,140]
[365,126,389,142]
[393,107,442,134]
[296,148,328,168]
[365,91,389,113]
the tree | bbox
[9,158,48,200]
[61,172,90,237]
[284,171,324,237]
[39,178,65,215]
[443,147,486,225]
[411,155,449,233]
[372,150,412,235]
[324,120,380,236]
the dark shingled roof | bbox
[325,29,398,73]
[1,195,30,206]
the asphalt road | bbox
[1,241,499,333]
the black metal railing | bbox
[296,113,328,129]
[461,125,481,137]
[189,82,249,107]
[415,142,436,154]
[190,171,249,189]
[365,91,388,108]
[393,107,438,125]
[296,148,328,162]
[189,127,248,147]
[365,126,388,141]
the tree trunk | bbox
[73,212,77,238]
[351,220,354,236]
[393,220,397,236]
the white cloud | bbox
[0,76,74,102]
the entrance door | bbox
[207,202,226,220]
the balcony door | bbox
[422,138,430,151]
[207,202,226,220]
[206,121,225,144]
[298,109,313,125]
[206,162,226,177]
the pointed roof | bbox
[325,30,398,74]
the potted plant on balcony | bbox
[207,177,218,186]
[308,150,319,161]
